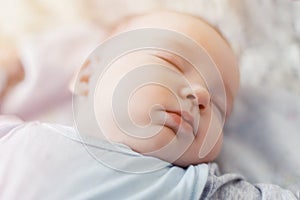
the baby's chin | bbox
[168,133,223,168]
[112,121,223,167]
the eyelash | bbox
[154,53,227,114]
[155,54,184,73]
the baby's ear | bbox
[69,59,91,96]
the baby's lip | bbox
[165,110,195,135]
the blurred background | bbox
[0,0,300,95]
[0,0,299,194]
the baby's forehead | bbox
[85,11,239,107]
[110,12,238,80]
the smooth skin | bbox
[91,11,240,167]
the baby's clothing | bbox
[0,116,297,200]
[0,115,208,199]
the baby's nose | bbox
[179,85,211,111]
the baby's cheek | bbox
[128,84,179,126]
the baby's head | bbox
[77,11,239,167]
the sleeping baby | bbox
[0,11,298,199]
[73,11,298,199]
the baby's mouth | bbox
[163,110,196,135]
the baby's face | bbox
[92,11,240,167]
